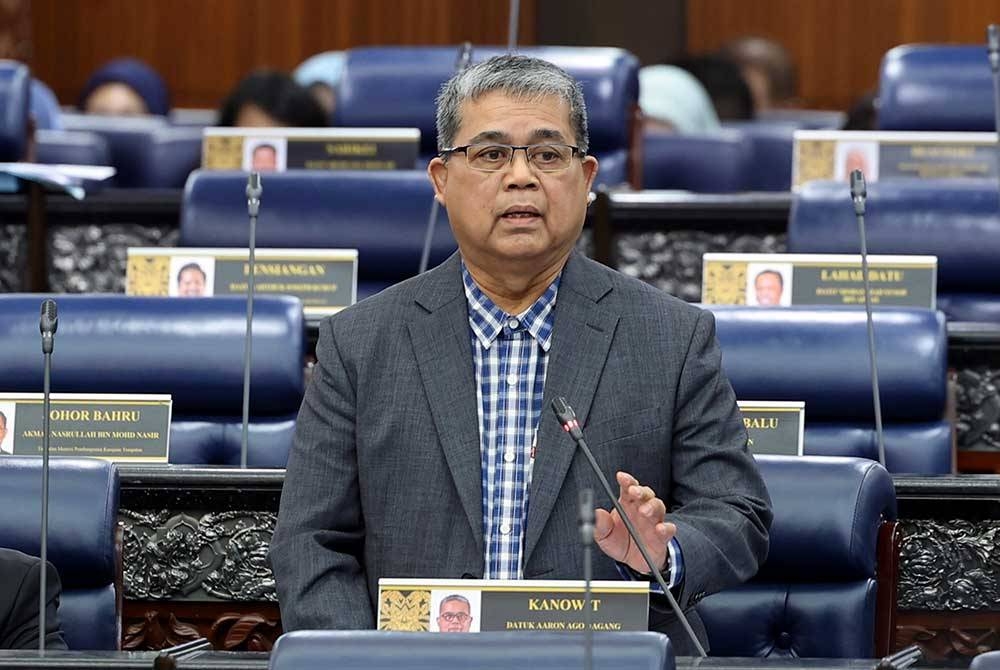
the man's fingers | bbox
[594,508,614,540]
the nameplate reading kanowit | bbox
[793,130,1000,189]
[0,393,172,462]
[125,247,358,317]
[738,401,805,457]
[702,253,937,308]
[377,579,649,633]
[201,127,420,171]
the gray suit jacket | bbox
[271,251,772,655]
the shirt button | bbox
[508,318,520,329]
[506,373,517,386]
[499,522,512,535]
[504,450,515,463]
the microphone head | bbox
[456,41,473,70]
[246,172,262,199]
[989,24,1000,53]
[39,299,58,335]
[850,169,867,200]
[551,396,577,425]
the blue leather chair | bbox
[789,178,1000,323]
[61,112,168,187]
[335,46,639,188]
[709,306,951,474]
[723,120,797,191]
[269,631,674,670]
[145,126,202,188]
[0,60,30,161]
[877,44,994,131]
[972,651,1000,670]
[0,457,120,650]
[180,169,457,300]
[642,130,751,192]
[36,129,112,166]
[698,456,898,658]
[0,295,304,467]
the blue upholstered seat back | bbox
[642,130,751,192]
[0,457,120,650]
[0,61,30,162]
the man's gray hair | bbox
[439,594,471,612]
[435,54,589,154]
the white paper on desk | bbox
[0,162,116,200]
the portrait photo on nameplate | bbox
[0,392,172,462]
[737,401,805,457]
[202,127,421,171]
[126,247,358,317]
[377,579,649,633]
[702,253,936,308]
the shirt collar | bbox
[462,261,559,352]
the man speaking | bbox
[270,55,771,654]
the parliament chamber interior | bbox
[3,0,1000,668]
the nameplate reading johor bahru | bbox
[125,247,358,317]
[377,579,649,633]
[738,401,805,457]
[201,127,420,171]
[701,253,936,308]
[792,130,999,189]
[0,393,172,462]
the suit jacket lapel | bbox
[524,253,619,565]
[407,254,484,553]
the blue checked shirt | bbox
[463,263,682,588]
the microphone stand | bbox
[240,173,261,469]
[988,25,1000,197]
[38,299,57,654]
[579,488,595,670]
[552,397,708,658]
[507,0,521,52]
[850,169,886,468]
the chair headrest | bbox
[335,46,639,156]
[0,60,30,161]
[878,44,994,131]
[181,170,456,281]
[642,130,750,192]
[0,295,304,416]
[270,631,674,670]
[789,178,1000,291]
[0,457,118,587]
[754,455,896,581]
[708,305,947,421]
[61,112,168,187]
[35,129,112,167]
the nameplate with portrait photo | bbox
[201,127,421,172]
[377,579,649,633]
[125,247,358,318]
[793,130,999,189]
[702,253,937,309]
[738,401,804,457]
[0,393,171,462]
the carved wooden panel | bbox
[123,603,281,652]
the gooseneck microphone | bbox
[418,42,474,275]
[551,397,708,658]
[38,298,57,653]
[240,173,262,469]
[578,488,595,670]
[851,170,886,468]
[988,25,1000,197]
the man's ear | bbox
[428,156,448,204]
[581,154,599,193]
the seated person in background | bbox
[639,64,721,134]
[217,71,328,128]
[672,55,755,121]
[293,51,345,119]
[843,90,877,131]
[0,548,67,650]
[77,58,170,116]
[718,36,799,112]
[31,79,63,130]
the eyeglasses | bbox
[439,612,471,623]
[439,143,583,172]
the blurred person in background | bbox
[293,51,345,119]
[639,64,721,134]
[77,58,170,116]
[673,55,755,121]
[718,37,798,111]
[217,70,327,128]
